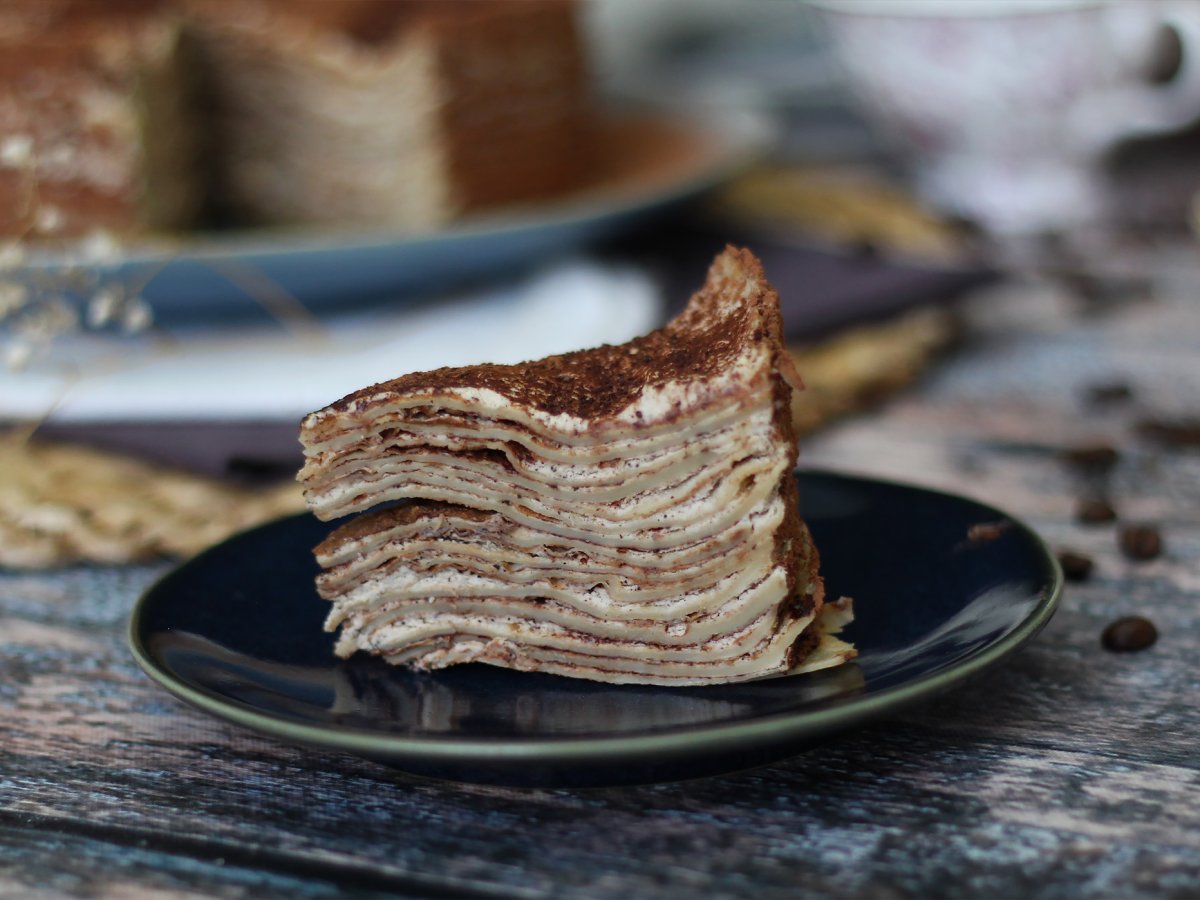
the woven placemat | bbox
[713,164,968,264]
[0,430,304,569]
[789,306,955,437]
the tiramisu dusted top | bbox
[298,246,855,685]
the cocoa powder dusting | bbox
[322,247,786,425]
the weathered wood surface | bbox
[3,245,1200,898]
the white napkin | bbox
[2,259,662,422]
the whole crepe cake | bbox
[298,247,855,686]
[0,0,589,238]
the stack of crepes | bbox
[298,247,855,686]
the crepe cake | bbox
[187,0,590,229]
[298,246,856,686]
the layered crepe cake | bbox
[0,0,587,237]
[188,0,590,229]
[298,247,855,686]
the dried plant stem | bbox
[203,257,326,342]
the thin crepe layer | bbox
[374,599,856,687]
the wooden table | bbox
[3,243,1199,898]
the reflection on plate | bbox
[128,471,1061,787]
[24,112,768,320]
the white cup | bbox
[812,0,1200,232]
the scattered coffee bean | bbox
[1101,616,1158,653]
[1136,418,1200,448]
[1056,550,1094,582]
[1076,497,1117,524]
[1146,22,1184,84]
[1083,381,1133,406]
[1062,444,1120,471]
[1119,524,1163,561]
[967,521,1010,543]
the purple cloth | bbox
[619,224,995,340]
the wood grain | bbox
[2,248,1200,897]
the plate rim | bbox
[127,469,1063,764]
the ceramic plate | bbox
[21,112,767,322]
[128,471,1061,787]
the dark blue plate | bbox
[128,471,1061,787]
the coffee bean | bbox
[1101,616,1158,652]
[1056,550,1094,582]
[1136,418,1200,448]
[1063,444,1119,471]
[1083,381,1133,406]
[967,521,1010,543]
[1076,497,1117,524]
[1146,23,1184,84]
[1119,524,1163,561]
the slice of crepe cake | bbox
[299,246,855,686]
